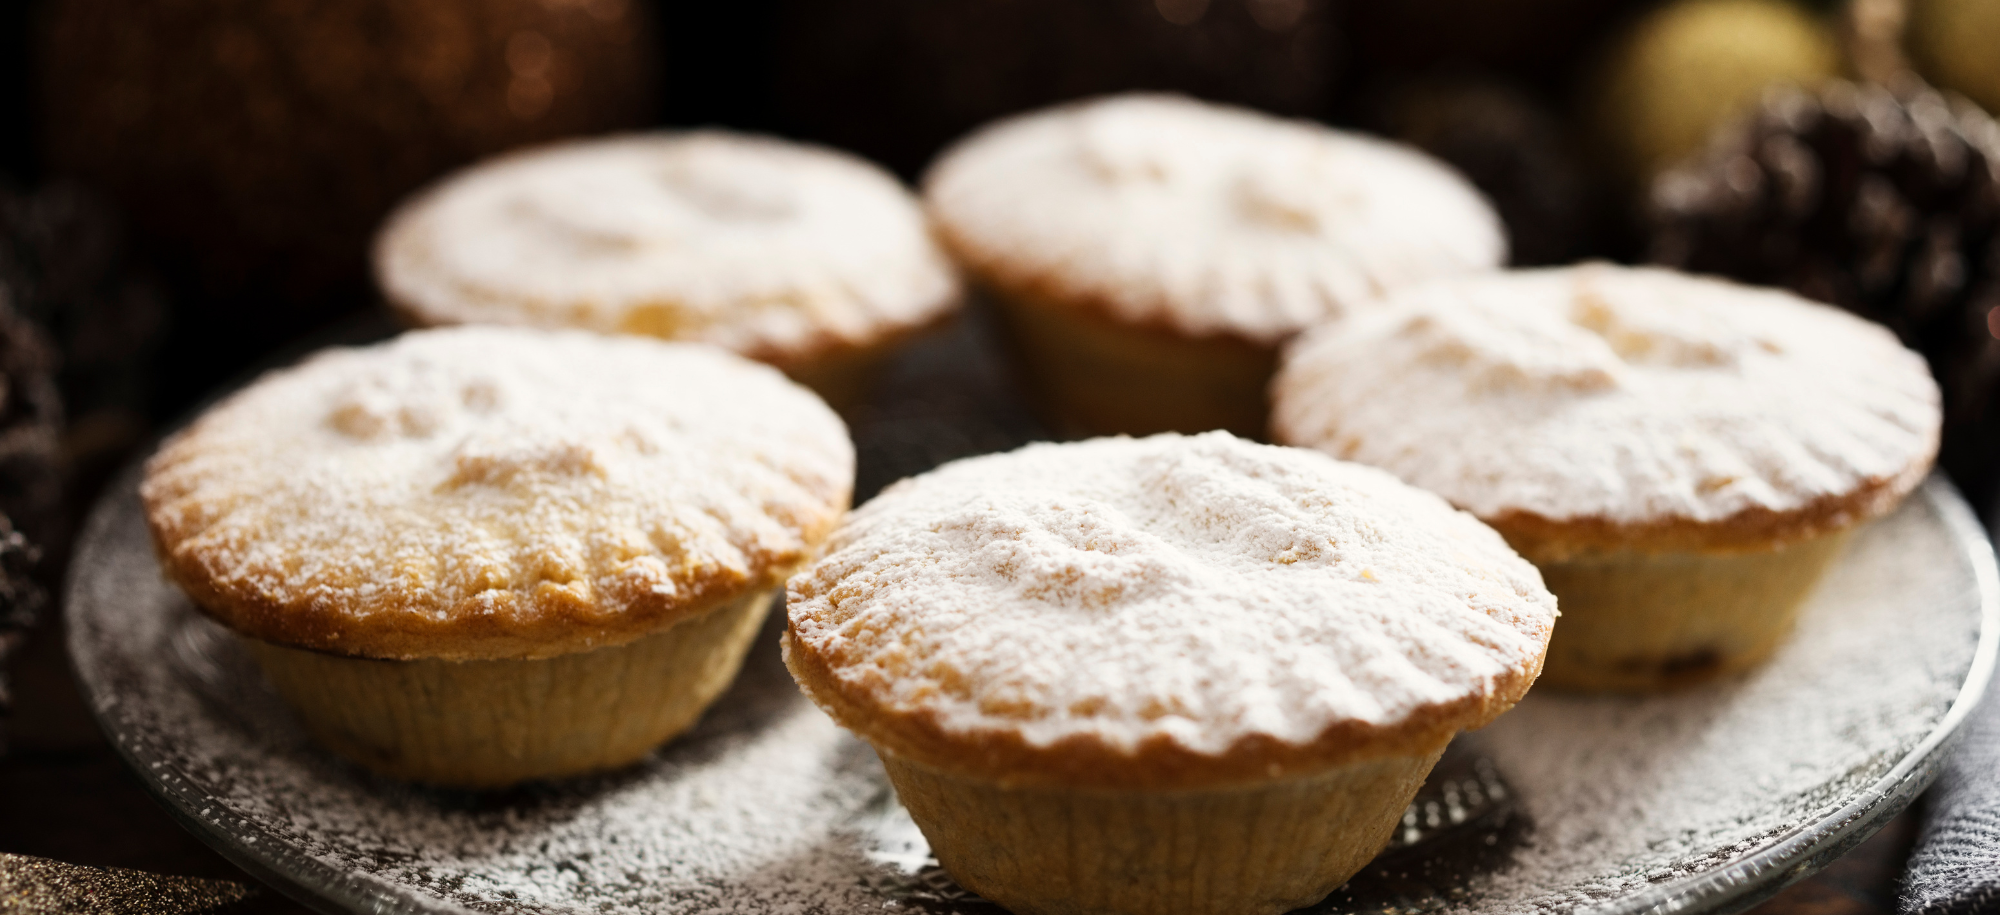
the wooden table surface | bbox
[0,606,1919,915]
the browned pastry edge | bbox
[378,280,960,392]
[1483,433,1938,563]
[929,207,1292,351]
[781,617,1548,792]
[146,517,825,667]
[140,422,845,663]
[372,138,965,373]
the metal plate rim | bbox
[1585,477,2000,915]
[66,464,1998,915]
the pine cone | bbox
[1649,78,2000,507]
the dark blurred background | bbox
[17,0,1976,431]
[2,1,1997,911]
[0,0,1663,428]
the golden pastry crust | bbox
[932,222,1230,347]
[786,640,1534,792]
[1271,265,1941,560]
[783,433,1556,791]
[1484,466,1931,562]
[143,327,853,661]
[923,93,1504,346]
[243,586,778,786]
[374,131,961,372]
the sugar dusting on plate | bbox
[70,468,1982,915]
[69,309,1987,915]
[1459,491,1977,912]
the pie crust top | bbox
[785,432,1555,789]
[144,327,854,660]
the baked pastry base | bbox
[244,588,775,787]
[989,291,1276,439]
[1536,531,1854,692]
[879,740,1449,915]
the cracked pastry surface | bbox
[783,432,1556,789]
[375,132,960,368]
[142,327,854,661]
[1271,265,1941,559]
[923,93,1505,344]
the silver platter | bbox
[66,319,1999,915]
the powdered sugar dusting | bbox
[70,445,1986,915]
[155,606,890,915]
[788,433,1555,755]
[1273,265,1941,530]
[1459,484,1979,911]
[142,326,853,660]
[377,132,961,361]
[924,94,1505,344]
